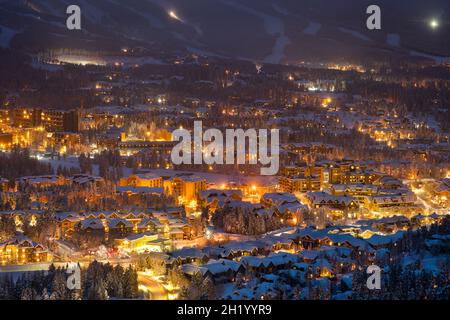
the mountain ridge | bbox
[0,0,449,64]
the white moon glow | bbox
[429,19,439,29]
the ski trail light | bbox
[169,10,182,22]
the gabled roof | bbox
[138,217,163,228]
[172,248,207,259]
[78,218,104,230]
[262,192,298,206]
[107,218,133,229]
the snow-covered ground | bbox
[39,156,81,170]
[339,27,370,42]
[410,51,450,65]
[386,33,401,47]
[220,0,290,64]
[37,156,277,186]
[402,252,450,276]
[144,168,278,187]
[303,21,322,36]
[0,25,19,48]
[30,60,63,72]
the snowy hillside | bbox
[0,0,449,64]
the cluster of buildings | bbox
[60,207,200,244]
[156,211,448,299]
[0,235,51,266]
[277,160,424,220]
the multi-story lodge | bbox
[164,174,207,204]
[119,173,163,188]
[363,192,421,215]
[279,174,322,193]
[306,192,359,211]
[0,178,9,191]
[0,236,51,265]
[15,175,66,189]
[11,108,79,132]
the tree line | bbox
[0,261,139,300]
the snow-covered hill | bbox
[0,0,449,64]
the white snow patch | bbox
[0,25,19,48]
[109,0,164,29]
[31,0,64,17]
[272,4,290,16]
[386,33,400,47]
[143,168,277,187]
[220,0,290,64]
[30,60,63,72]
[187,46,228,59]
[303,22,322,35]
[339,27,370,42]
[410,51,450,65]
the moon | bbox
[429,19,439,29]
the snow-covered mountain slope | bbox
[0,0,449,64]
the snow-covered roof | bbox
[367,231,406,247]
[107,218,133,229]
[276,202,308,214]
[116,186,164,194]
[0,235,47,251]
[172,248,206,259]
[119,232,158,242]
[262,192,298,206]
[307,191,357,206]
[16,175,62,185]
[55,212,82,221]
[78,218,104,231]
[138,217,163,228]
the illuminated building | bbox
[0,109,10,125]
[118,140,176,156]
[0,133,13,150]
[283,143,335,157]
[279,175,322,193]
[199,189,243,208]
[58,216,81,239]
[41,109,80,133]
[0,178,9,191]
[11,109,80,132]
[137,218,164,233]
[75,218,105,235]
[306,191,359,211]
[107,218,134,237]
[115,233,168,253]
[340,169,384,185]
[119,173,163,188]
[329,184,378,204]
[11,108,39,128]
[52,132,82,153]
[164,175,206,204]
[0,236,51,265]
[15,175,66,189]
[363,192,420,214]
[279,165,323,192]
